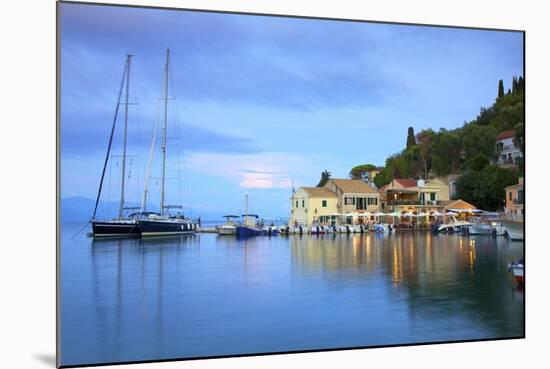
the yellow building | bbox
[290,187,339,226]
[324,179,381,224]
[505,177,524,215]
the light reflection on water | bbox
[60,223,524,366]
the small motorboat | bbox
[278,225,291,235]
[507,259,524,284]
[217,215,239,235]
[438,220,472,233]
[310,225,325,235]
[373,224,389,233]
[262,224,279,236]
[492,222,507,236]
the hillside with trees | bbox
[352,76,524,211]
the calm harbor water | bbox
[60,222,524,366]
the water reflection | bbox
[61,225,524,366]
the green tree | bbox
[317,170,332,187]
[467,153,490,171]
[461,123,498,167]
[431,130,462,176]
[416,129,435,178]
[456,166,519,211]
[498,79,504,98]
[349,164,377,180]
[406,127,416,149]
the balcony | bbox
[496,144,518,153]
[387,199,440,206]
[513,199,524,205]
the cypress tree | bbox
[512,76,518,92]
[498,79,504,98]
[406,127,416,149]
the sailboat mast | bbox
[92,57,128,220]
[119,54,133,219]
[160,48,170,216]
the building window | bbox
[345,197,355,205]
[322,200,327,207]
[295,200,298,208]
[509,192,512,201]
[367,197,378,206]
[302,200,305,207]
[430,193,436,201]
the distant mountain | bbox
[60,196,229,222]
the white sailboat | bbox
[137,48,198,237]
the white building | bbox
[496,130,522,167]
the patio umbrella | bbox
[432,211,443,217]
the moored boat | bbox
[137,49,198,237]
[437,220,472,233]
[468,223,493,235]
[139,214,197,237]
[91,219,140,238]
[217,215,239,235]
[508,259,524,284]
[235,194,263,238]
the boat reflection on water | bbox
[61,223,524,367]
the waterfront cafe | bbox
[342,211,386,225]
[442,199,480,219]
[379,178,451,214]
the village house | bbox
[290,187,338,226]
[495,129,522,167]
[378,178,450,213]
[323,179,381,224]
[505,177,524,215]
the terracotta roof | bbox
[394,179,418,188]
[505,183,523,190]
[379,184,389,192]
[301,187,338,198]
[443,199,477,210]
[496,130,515,141]
[328,179,379,194]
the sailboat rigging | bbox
[91,54,141,238]
[137,48,198,236]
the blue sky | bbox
[60,3,523,219]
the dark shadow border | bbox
[56,1,526,367]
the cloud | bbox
[181,152,315,189]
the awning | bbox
[448,208,482,213]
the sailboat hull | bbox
[91,220,141,238]
[138,219,197,237]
